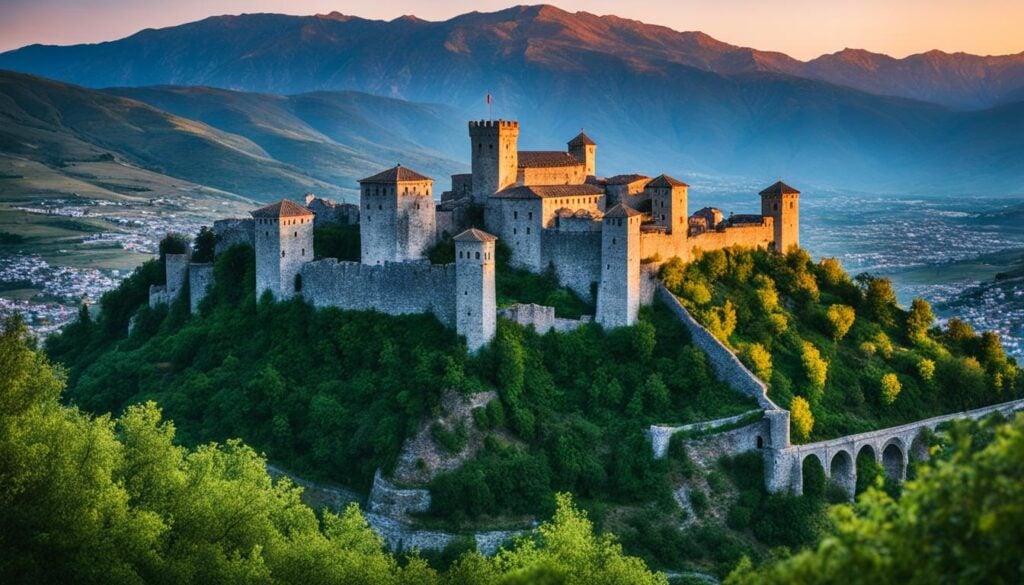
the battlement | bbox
[468,119,519,131]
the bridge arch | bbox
[800,453,826,497]
[829,449,855,499]
[881,439,907,481]
[910,432,930,462]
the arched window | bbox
[756,436,764,449]
[476,252,480,259]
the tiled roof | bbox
[693,206,722,215]
[646,174,689,188]
[605,174,650,185]
[251,199,314,218]
[492,184,605,199]
[359,164,432,183]
[453,228,497,242]
[727,214,765,225]
[759,181,800,196]
[568,132,596,147]
[604,203,642,218]
[517,151,581,169]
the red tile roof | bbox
[453,228,497,242]
[251,199,314,218]
[759,181,800,196]
[646,174,688,188]
[359,164,432,183]
[493,184,605,199]
[517,151,582,169]
[605,203,642,218]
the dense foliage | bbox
[726,412,1024,584]
[661,247,1021,441]
[1,315,667,584]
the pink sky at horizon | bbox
[1,0,1022,59]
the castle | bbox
[152,119,800,353]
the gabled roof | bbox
[250,199,314,218]
[517,151,582,169]
[646,174,688,188]
[759,181,800,196]
[604,203,642,218]
[492,184,605,199]
[605,174,650,185]
[568,132,596,147]
[359,164,432,183]
[453,228,497,243]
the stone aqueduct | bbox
[652,284,1024,497]
[764,399,1024,497]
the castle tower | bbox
[645,174,689,236]
[596,203,641,328]
[469,120,519,204]
[568,131,597,177]
[359,165,436,265]
[759,181,800,252]
[454,228,497,353]
[251,199,315,300]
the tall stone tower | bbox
[359,165,436,265]
[568,131,597,177]
[596,203,641,328]
[759,181,800,252]
[645,174,689,236]
[251,199,315,300]
[454,228,498,353]
[469,120,519,204]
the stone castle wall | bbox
[541,230,602,301]
[188,263,214,314]
[518,164,585,186]
[301,259,457,327]
[498,303,592,334]
[213,218,254,255]
[495,198,543,271]
[689,223,774,254]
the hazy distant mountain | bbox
[2,5,1023,111]
[0,71,463,201]
[1,6,1023,194]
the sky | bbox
[1,0,1022,59]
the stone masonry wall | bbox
[541,229,601,301]
[188,263,214,314]
[300,259,456,327]
[498,303,592,334]
[213,218,254,256]
[649,410,765,459]
[688,223,773,253]
[518,164,585,186]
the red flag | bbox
[487,93,492,105]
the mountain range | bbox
[1,5,1023,195]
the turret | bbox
[455,228,498,353]
[469,120,519,203]
[359,165,436,264]
[251,199,315,300]
[645,174,689,236]
[759,181,800,252]
[568,131,596,177]
[596,203,641,328]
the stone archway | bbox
[801,453,826,497]
[910,432,930,462]
[855,444,880,494]
[882,441,906,481]
[829,450,855,499]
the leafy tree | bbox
[191,226,217,263]
[825,304,856,341]
[906,298,935,341]
[800,342,828,401]
[817,257,846,287]
[917,358,935,382]
[740,342,772,381]
[790,396,814,442]
[880,373,902,405]
[857,274,898,327]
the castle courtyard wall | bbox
[541,230,602,301]
[301,259,457,327]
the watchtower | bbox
[645,174,689,237]
[359,165,436,265]
[596,203,641,328]
[469,120,519,204]
[759,181,800,252]
[251,199,315,300]
[454,228,498,353]
[568,131,597,177]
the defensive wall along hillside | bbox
[651,283,1024,497]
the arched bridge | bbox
[765,398,1024,497]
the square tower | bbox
[251,199,315,300]
[469,120,519,204]
[596,203,642,328]
[568,131,597,177]
[359,165,436,265]
[454,228,498,353]
[759,181,801,252]
[645,174,689,236]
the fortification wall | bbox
[689,223,773,253]
[649,412,769,459]
[541,229,601,301]
[188,263,214,314]
[498,303,592,334]
[398,193,436,261]
[657,285,778,411]
[367,470,431,520]
[518,164,585,186]
[497,199,543,271]
[213,218,254,255]
[639,231,687,263]
[301,259,456,326]
[306,198,359,227]
[361,191,398,265]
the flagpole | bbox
[487,92,492,122]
